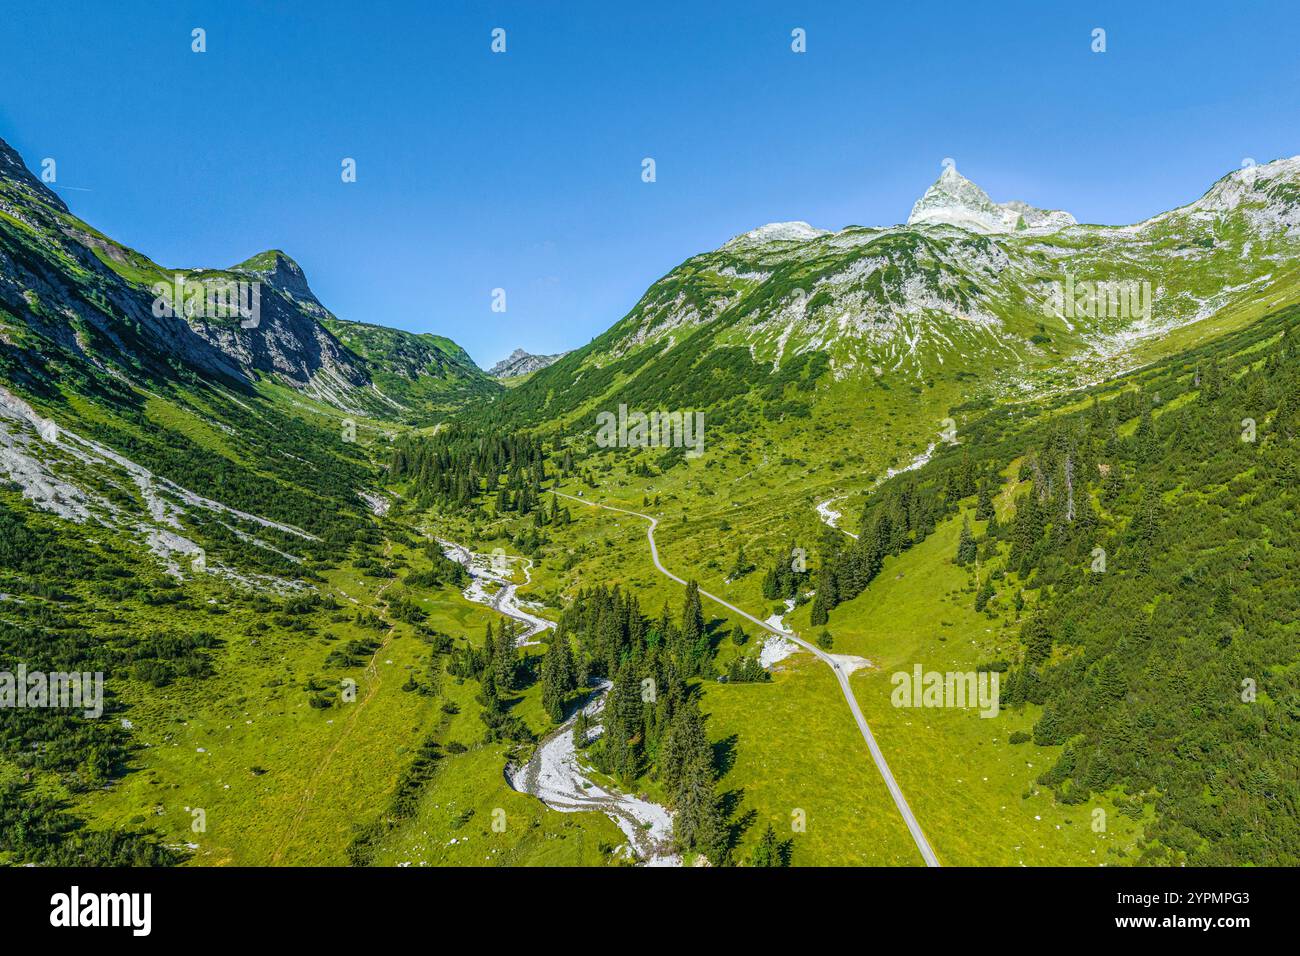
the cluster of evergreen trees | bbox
[84,391,375,547]
[448,619,534,743]
[403,540,470,590]
[0,502,190,864]
[990,323,1299,863]
[535,580,732,862]
[541,579,715,685]
[724,655,770,683]
[807,456,981,625]
[390,426,564,517]
[760,545,810,601]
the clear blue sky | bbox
[2,1,1297,368]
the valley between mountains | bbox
[1,134,1297,866]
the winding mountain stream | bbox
[437,537,680,866]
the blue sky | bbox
[2,1,1297,368]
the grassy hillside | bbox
[319,318,501,423]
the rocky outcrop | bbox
[486,347,568,378]
[0,136,374,409]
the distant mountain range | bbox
[907,162,1078,233]
[13,128,1295,443]
[485,348,569,378]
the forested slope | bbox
[816,306,1299,864]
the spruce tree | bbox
[751,824,782,867]
[728,544,753,580]
[1022,612,1052,664]
[680,580,705,673]
[1134,404,1157,464]
[667,703,727,862]
[956,516,978,565]
[541,634,573,723]
[975,480,995,521]
[493,619,517,690]
[809,587,830,626]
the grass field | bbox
[785,504,1147,866]
[486,420,1153,865]
[55,525,621,866]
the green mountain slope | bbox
[0,136,492,422]
[486,158,1300,438]
[0,135,527,866]
[389,301,1297,866]
[811,307,1300,864]
[319,317,499,421]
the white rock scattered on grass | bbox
[759,634,799,668]
[0,385,314,587]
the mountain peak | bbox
[936,162,974,188]
[231,249,318,304]
[486,347,567,378]
[231,249,303,276]
[723,221,829,249]
[908,163,1075,234]
[0,135,69,214]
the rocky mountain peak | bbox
[231,249,319,305]
[722,221,830,248]
[1182,156,1300,217]
[0,135,69,214]
[908,163,1075,234]
[486,347,568,378]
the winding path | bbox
[554,491,940,868]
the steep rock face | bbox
[232,249,321,305]
[175,277,369,401]
[486,347,568,377]
[0,137,422,412]
[0,162,250,386]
